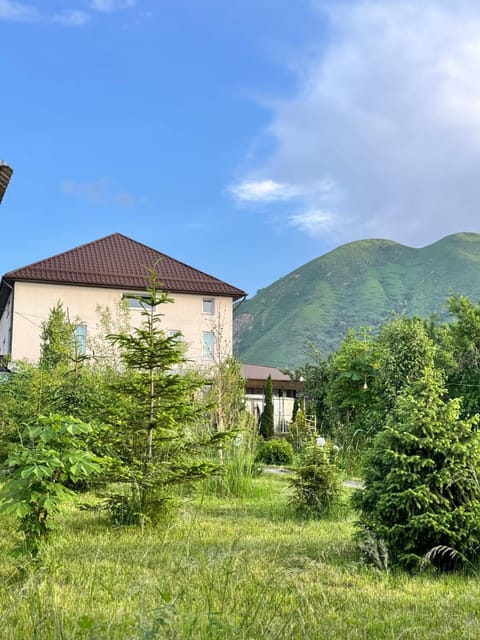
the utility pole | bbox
[0,161,13,205]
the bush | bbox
[289,442,343,516]
[255,439,294,465]
[353,369,480,571]
[0,414,105,551]
[103,484,174,526]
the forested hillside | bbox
[234,232,480,367]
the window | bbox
[278,420,289,433]
[122,294,153,310]
[202,384,213,399]
[202,331,215,360]
[202,298,215,314]
[169,329,182,343]
[74,323,87,356]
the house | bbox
[242,364,304,433]
[0,233,246,364]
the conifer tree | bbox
[39,302,76,370]
[291,397,300,422]
[353,368,480,570]
[259,374,275,439]
[37,302,102,419]
[107,270,221,522]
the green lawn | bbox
[1,473,480,639]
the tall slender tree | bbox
[259,374,275,439]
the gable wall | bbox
[7,281,233,364]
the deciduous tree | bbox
[0,414,105,551]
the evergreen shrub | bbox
[353,369,480,571]
[255,439,294,465]
[289,442,343,515]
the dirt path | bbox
[264,467,364,489]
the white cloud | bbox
[230,179,304,202]
[53,10,90,26]
[289,209,336,236]
[62,178,109,201]
[0,0,38,21]
[62,178,135,207]
[0,0,138,26]
[90,0,136,12]
[114,192,135,207]
[234,0,480,246]
[230,177,337,204]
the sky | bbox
[2,0,480,297]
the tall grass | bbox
[204,412,260,498]
[1,474,480,639]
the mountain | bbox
[233,232,480,368]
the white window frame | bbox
[202,331,215,361]
[122,293,154,310]
[168,329,183,343]
[202,298,215,315]
[74,323,87,356]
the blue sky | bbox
[2,0,480,297]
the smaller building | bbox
[242,364,303,433]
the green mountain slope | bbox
[233,232,480,368]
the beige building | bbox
[0,233,246,365]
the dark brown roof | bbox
[242,364,304,391]
[2,233,246,299]
[0,163,13,205]
[242,364,293,382]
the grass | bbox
[1,473,480,639]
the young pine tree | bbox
[39,302,76,370]
[107,271,221,523]
[290,442,343,516]
[38,302,99,418]
[259,374,275,439]
[353,368,480,570]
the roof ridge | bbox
[4,232,126,274]
[111,233,238,286]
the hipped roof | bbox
[1,233,246,299]
[242,364,304,390]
